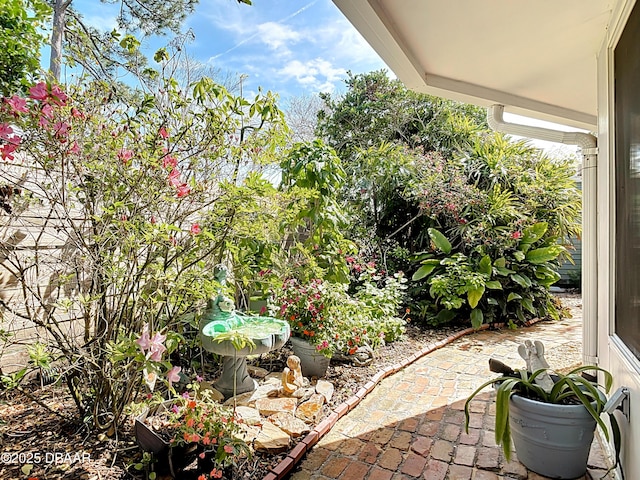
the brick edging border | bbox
[261,318,544,480]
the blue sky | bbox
[71,0,388,101]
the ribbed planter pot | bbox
[509,394,598,479]
[289,336,331,378]
[134,402,198,477]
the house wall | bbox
[597,1,640,478]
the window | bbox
[615,0,640,360]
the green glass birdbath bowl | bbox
[200,313,290,398]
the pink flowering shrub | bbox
[0,74,289,432]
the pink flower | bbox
[69,141,80,155]
[71,107,84,119]
[223,444,234,454]
[176,184,190,198]
[168,168,182,187]
[136,324,151,352]
[29,82,48,101]
[210,468,223,479]
[162,156,177,169]
[511,231,522,240]
[6,96,28,114]
[0,123,13,140]
[171,404,180,414]
[53,121,70,138]
[150,216,157,224]
[49,84,68,106]
[0,143,18,161]
[117,149,134,164]
[167,366,181,388]
[190,223,201,235]
[196,375,203,382]
[148,332,167,361]
[158,127,169,139]
[41,104,54,119]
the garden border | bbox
[261,318,542,479]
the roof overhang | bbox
[333,0,615,130]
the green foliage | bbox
[464,366,616,462]
[412,222,567,327]
[269,266,407,357]
[407,135,580,327]
[279,139,354,283]
[316,70,487,161]
[0,0,51,96]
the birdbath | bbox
[199,266,290,399]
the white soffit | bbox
[333,0,614,130]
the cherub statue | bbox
[518,339,554,392]
[282,355,306,394]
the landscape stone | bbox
[268,412,311,438]
[238,421,290,453]
[295,393,325,423]
[248,365,270,378]
[255,397,298,416]
[234,406,263,425]
[315,379,334,403]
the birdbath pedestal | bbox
[201,314,290,399]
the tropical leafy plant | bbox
[464,365,619,462]
[412,222,566,327]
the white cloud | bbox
[256,22,302,51]
[280,58,345,93]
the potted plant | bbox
[135,381,251,479]
[464,362,621,479]
[270,272,407,377]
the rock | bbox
[255,397,298,416]
[295,393,325,423]
[263,373,282,385]
[315,379,334,403]
[268,412,311,438]
[248,383,280,402]
[247,366,269,378]
[238,421,290,453]
[234,406,263,425]
[224,391,254,407]
[199,382,225,402]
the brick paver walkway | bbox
[287,307,616,479]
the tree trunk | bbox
[49,0,70,81]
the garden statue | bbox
[281,355,307,394]
[200,264,291,399]
[518,339,554,392]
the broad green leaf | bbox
[467,286,485,308]
[428,228,452,254]
[434,309,457,324]
[518,222,548,252]
[478,255,492,275]
[487,297,499,305]
[495,266,514,276]
[485,280,502,290]
[470,308,484,329]
[522,298,536,314]
[412,264,436,281]
[526,246,564,264]
[510,273,531,288]
[494,257,506,268]
[513,250,525,261]
[507,292,522,302]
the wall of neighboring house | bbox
[0,163,86,372]
[557,179,583,288]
